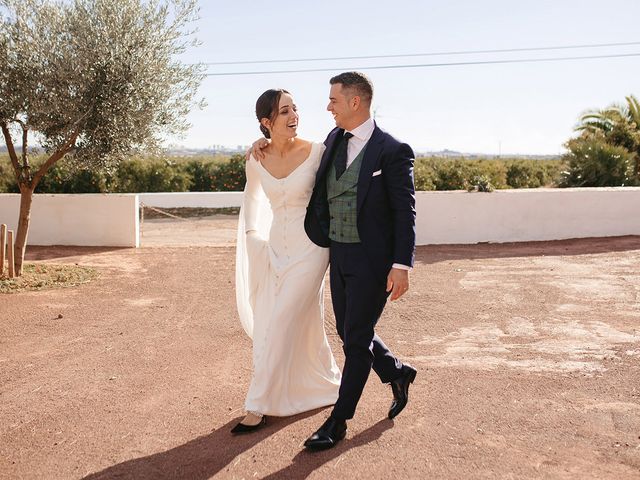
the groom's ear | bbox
[350,95,361,111]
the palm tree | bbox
[577,95,640,134]
[575,95,640,179]
[578,109,621,135]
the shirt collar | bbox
[347,117,375,142]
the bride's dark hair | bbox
[255,89,290,138]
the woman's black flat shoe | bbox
[231,416,266,434]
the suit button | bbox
[343,217,347,221]
[331,230,336,234]
[330,215,334,219]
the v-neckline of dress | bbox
[255,143,315,181]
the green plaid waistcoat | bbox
[326,144,367,243]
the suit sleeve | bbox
[384,142,416,268]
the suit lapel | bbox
[357,125,384,213]
[315,128,342,187]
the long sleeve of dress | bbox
[243,159,261,234]
[235,157,273,339]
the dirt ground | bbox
[1,215,639,479]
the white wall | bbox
[137,189,640,245]
[0,194,139,247]
[2,188,639,247]
[415,187,640,244]
[138,191,243,208]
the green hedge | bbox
[0,154,246,193]
[414,157,563,190]
[1,154,563,193]
[0,159,19,193]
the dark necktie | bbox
[334,131,354,179]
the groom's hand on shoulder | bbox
[387,267,409,301]
[246,138,270,161]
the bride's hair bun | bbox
[256,89,290,139]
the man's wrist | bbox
[392,263,412,271]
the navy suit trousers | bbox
[329,241,403,420]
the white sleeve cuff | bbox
[392,263,412,271]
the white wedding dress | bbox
[235,142,341,416]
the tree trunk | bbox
[3,124,77,276]
[14,184,34,277]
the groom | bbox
[303,71,417,450]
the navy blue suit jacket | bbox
[304,123,416,282]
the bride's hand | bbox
[245,138,270,161]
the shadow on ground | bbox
[81,408,357,480]
[82,415,392,480]
[261,419,393,480]
[26,246,132,261]
[415,235,640,265]
[24,236,640,265]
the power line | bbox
[203,52,640,76]
[200,41,640,66]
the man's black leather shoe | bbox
[388,364,417,419]
[230,416,266,434]
[304,416,347,450]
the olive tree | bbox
[0,0,204,275]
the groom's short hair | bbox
[330,71,373,106]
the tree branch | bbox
[22,126,28,166]
[0,121,22,183]
[13,117,27,129]
[29,106,93,189]
[30,130,79,189]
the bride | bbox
[233,89,341,433]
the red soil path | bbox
[1,217,639,479]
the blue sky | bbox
[177,0,640,155]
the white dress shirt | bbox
[345,116,375,169]
[344,117,411,272]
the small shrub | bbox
[432,159,472,190]
[467,175,494,192]
[208,154,246,191]
[184,160,215,191]
[36,162,107,193]
[413,159,436,190]
[0,158,18,192]
[112,158,192,192]
[505,159,561,188]
[560,138,637,187]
